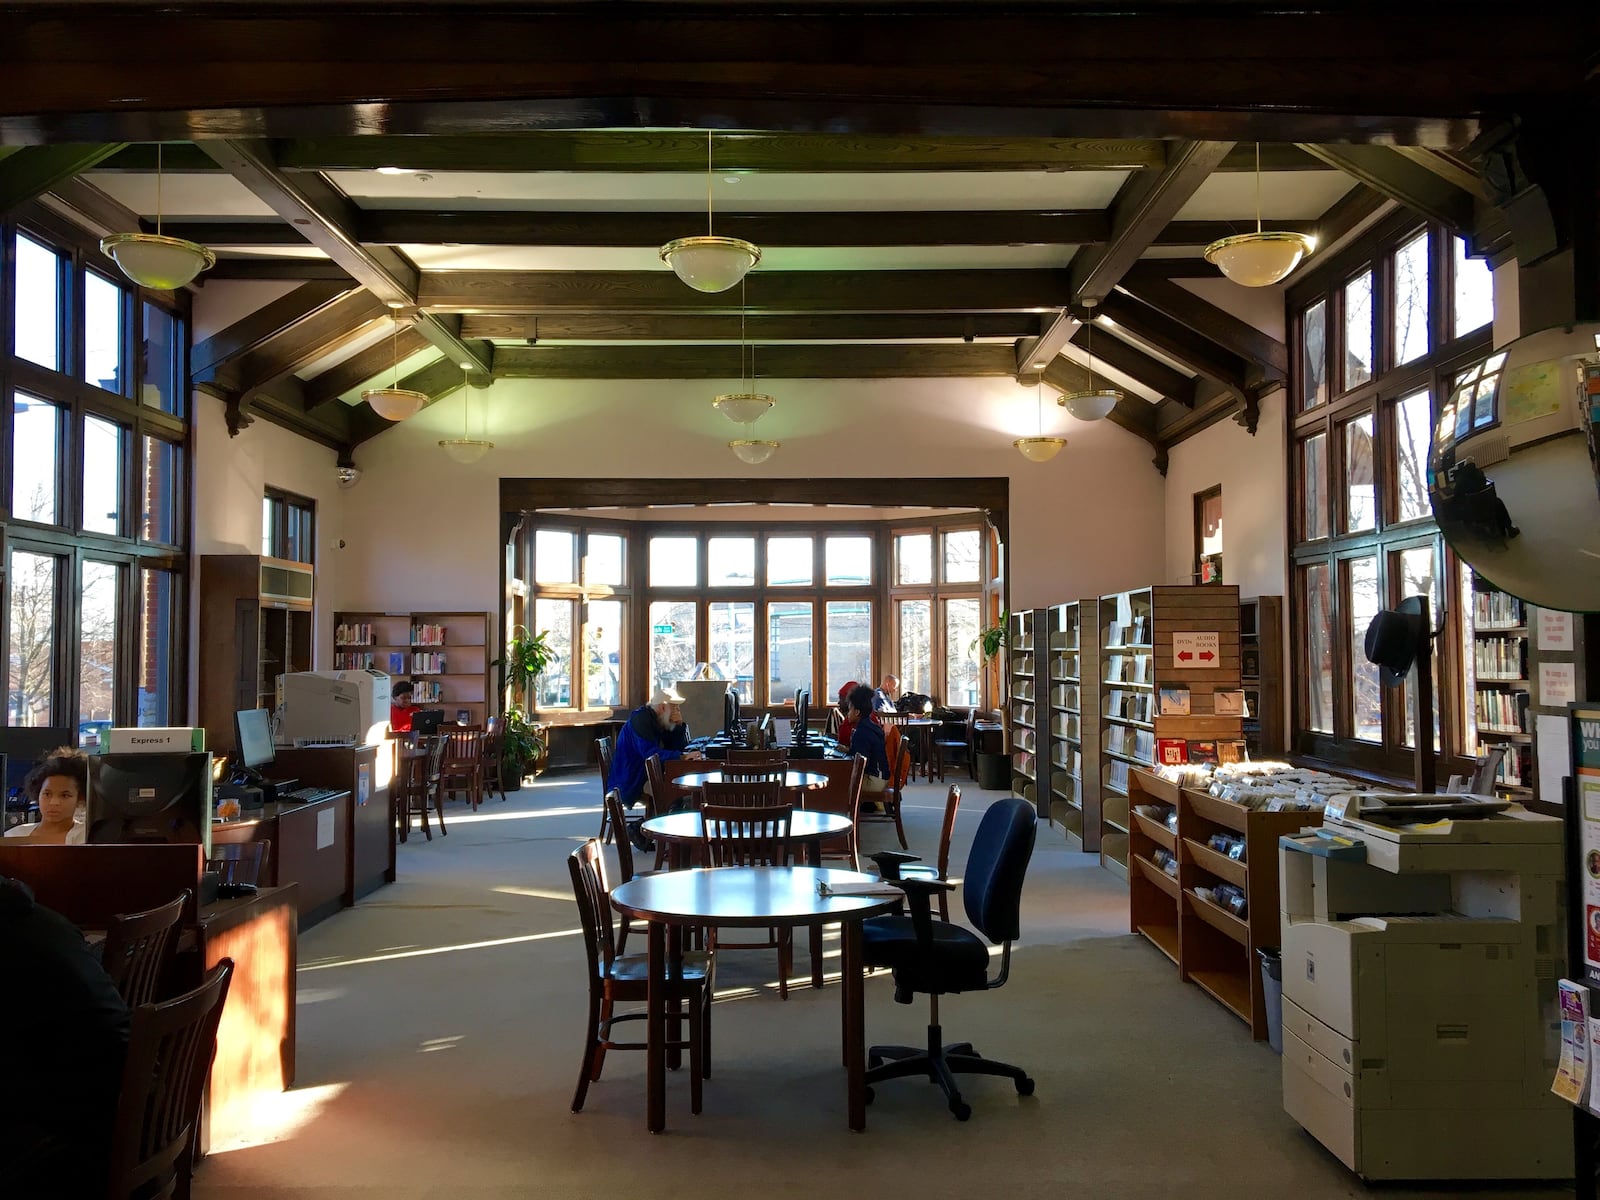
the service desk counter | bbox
[272,744,395,902]
[211,793,348,929]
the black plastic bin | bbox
[1258,947,1283,1053]
[975,752,1010,790]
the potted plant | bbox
[494,626,554,787]
[972,611,1011,790]
[975,610,1009,665]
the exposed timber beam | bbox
[1294,144,1475,232]
[1040,358,1160,452]
[418,269,1069,315]
[487,343,1015,379]
[1097,291,1250,394]
[1389,146,1487,199]
[302,325,430,410]
[0,144,126,211]
[456,312,1040,342]
[40,177,141,236]
[230,298,392,402]
[204,259,355,282]
[191,280,352,382]
[1013,311,1081,378]
[195,139,493,375]
[1120,269,1288,384]
[1068,140,1236,305]
[1072,323,1196,406]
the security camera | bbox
[335,465,361,489]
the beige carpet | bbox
[192,773,1572,1199]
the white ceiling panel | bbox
[398,243,1075,272]
[1174,169,1355,222]
[1056,345,1164,405]
[338,345,442,406]
[87,172,280,219]
[1094,317,1198,379]
[333,169,1132,212]
[295,320,394,381]
[214,245,330,259]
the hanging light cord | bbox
[155,143,163,237]
[1255,142,1262,235]
[1036,380,1045,436]
[391,317,402,388]
[707,130,714,237]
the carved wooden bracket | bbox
[1232,390,1261,436]
[223,393,255,437]
[1152,446,1170,476]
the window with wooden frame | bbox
[1193,485,1222,584]
[262,487,315,564]
[1287,215,1494,778]
[530,521,631,712]
[2,211,191,732]
[888,517,996,707]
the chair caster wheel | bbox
[1016,1076,1035,1097]
[950,1100,971,1121]
[864,1087,875,1105]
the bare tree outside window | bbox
[8,551,58,726]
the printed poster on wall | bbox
[357,762,371,807]
[1538,609,1575,652]
[1574,705,1600,975]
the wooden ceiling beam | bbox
[1097,291,1250,393]
[40,177,142,237]
[1294,143,1476,232]
[418,269,1070,315]
[487,343,1015,380]
[203,259,355,282]
[195,139,493,375]
[230,295,392,398]
[191,279,353,382]
[1120,269,1288,383]
[0,143,126,211]
[302,325,430,410]
[1071,323,1196,407]
[458,312,1039,342]
[1040,358,1161,451]
[1069,140,1236,306]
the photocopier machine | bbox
[1277,793,1570,1181]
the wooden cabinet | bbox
[1097,584,1242,880]
[334,610,491,726]
[199,554,313,755]
[1240,595,1284,758]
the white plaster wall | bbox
[331,376,1168,619]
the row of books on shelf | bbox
[1107,759,1130,795]
[1051,712,1079,740]
[1012,702,1035,727]
[1496,744,1533,789]
[1011,653,1036,676]
[1105,724,1155,762]
[1105,688,1152,724]
[1475,689,1531,734]
[1474,636,1527,680]
[1053,746,1080,777]
[1104,615,1151,647]
[1105,653,1152,685]
[335,652,376,670]
[1051,683,1080,710]
[409,652,448,674]
[335,622,376,647]
[1473,589,1525,629]
[411,623,449,645]
[412,681,444,704]
[1014,729,1036,753]
[1154,738,1248,766]
[1014,750,1036,778]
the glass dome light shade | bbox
[729,439,779,464]
[1013,436,1066,462]
[1203,231,1314,287]
[99,232,216,290]
[660,235,761,293]
[713,392,776,424]
[438,437,495,464]
[1058,388,1121,421]
[363,387,429,422]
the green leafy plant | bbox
[495,625,555,709]
[974,610,1009,662]
[500,706,545,782]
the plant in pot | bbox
[971,611,1011,790]
[975,611,1009,666]
[494,626,554,788]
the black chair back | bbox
[962,798,1036,944]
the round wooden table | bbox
[611,865,903,1133]
[672,769,829,791]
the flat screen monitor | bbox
[86,751,213,857]
[235,708,275,770]
[412,709,445,736]
[793,688,810,745]
[723,689,741,740]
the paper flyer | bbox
[1553,980,1589,1103]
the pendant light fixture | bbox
[714,280,776,426]
[100,143,216,290]
[661,131,761,293]
[439,377,496,464]
[1204,144,1314,287]
[362,307,430,422]
[1014,379,1066,462]
[730,439,780,465]
[1057,301,1121,421]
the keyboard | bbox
[280,786,344,804]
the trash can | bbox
[975,752,1010,791]
[1258,947,1284,1054]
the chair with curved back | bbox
[102,890,188,1008]
[879,785,962,920]
[863,797,1037,1121]
[699,778,784,809]
[929,710,976,784]
[397,735,449,840]
[568,838,712,1115]
[604,788,662,956]
[105,959,234,1200]
[596,736,616,842]
[858,731,911,850]
[481,716,508,802]
[806,754,866,871]
[697,800,795,998]
[439,725,487,811]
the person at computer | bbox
[3,748,89,844]
[389,678,418,734]
[846,684,891,797]
[835,679,861,745]
[613,686,703,853]
[873,673,901,713]
[0,874,129,1194]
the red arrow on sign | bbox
[1199,650,1215,662]
[1177,651,1193,662]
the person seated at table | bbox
[872,673,901,713]
[4,748,89,845]
[389,679,418,735]
[613,686,703,853]
[0,874,130,1195]
[847,684,891,799]
[835,680,861,745]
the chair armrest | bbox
[868,850,922,880]
[888,876,955,944]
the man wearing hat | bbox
[612,686,700,852]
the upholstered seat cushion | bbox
[861,914,990,999]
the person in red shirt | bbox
[389,679,417,734]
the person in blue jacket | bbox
[611,686,701,851]
[846,683,891,797]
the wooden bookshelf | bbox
[1043,600,1100,852]
[333,610,491,726]
[1128,766,1321,1039]
[1239,595,1284,758]
[1008,609,1043,816]
[199,554,314,753]
[1097,584,1242,880]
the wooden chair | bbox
[604,788,660,956]
[568,839,712,1115]
[481,717,508,803]
[858,736,911,850]
[397,736,448,841]
[895,784,963,921]
[930,709,976,784]
[700,778,783,809]
[105,959,233,1200]
[439,726,486,811]
[206,840,269,888]
[806,754,866,871]
[596,735,616,843]
[102,890,188,1008]
[698,802,795,999]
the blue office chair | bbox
[863,796,1037,1120]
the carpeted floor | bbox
[191,773,1572,1199]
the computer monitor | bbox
[235,708,276,771]
[86,751,213,857]
[412,709,445,737]
[793,688,810,745]
[723,689,741,740]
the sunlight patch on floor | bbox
[207,1082,350,1154]
[298,927,581,972]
